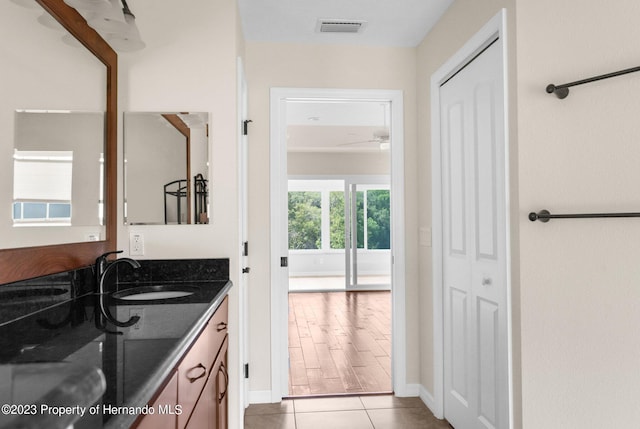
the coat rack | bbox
[546,64,640,99]
[529,209,640,222]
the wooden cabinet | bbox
[213,338,229,429]
[134,296,228,429]
[135,370,178,429]
[177,321,213,429]
[185,336,228,429]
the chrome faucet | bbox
[95,250,141,295]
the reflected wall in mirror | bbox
[1,0,106,250]
[124,112,210,225]
[8,110,105,248]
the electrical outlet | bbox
[129,308,144,330]
[130,233,144,256]
[85,233,100,242]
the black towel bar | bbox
[529,209,640,222]
[546,64,640,99]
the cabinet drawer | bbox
[208,296,228,359]
[177,325,212,429]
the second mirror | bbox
[124,112,209,225]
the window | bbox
[366,189,390,249]
[288,191,321,249]
[12,150,73,226]
[329,191,345,249]
[289,180,390,251]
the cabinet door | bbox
[214,337,229,429]
[135,370,178,429]
[177,326,212,429]
[185,370,214,429]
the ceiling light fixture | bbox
[104,0,145,52]
[86,0,127,34]
[62,0,145,52]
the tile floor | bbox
[244,395,452,429]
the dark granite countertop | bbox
[0,258,231,429]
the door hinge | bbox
[243,241,249,256]
[243,119,253,136]
[244,363,249,379]
[280,257,288,267]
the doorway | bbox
[270,88,407,401]
[288,177,391,293]
[431,10,512,429]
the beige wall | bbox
[117,0,245,427]
[245,42,419,393]
[516,0,640,426]
[288,152,390,176]
[416,0,519,423]
[419,0,640,427]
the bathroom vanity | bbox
[0,258,231,429]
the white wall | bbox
[117,0,245,427]
[125,113,186,224]
[245,41,419,396]
[516,0,640,426]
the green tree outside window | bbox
[288,191,321,249]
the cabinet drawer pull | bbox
[186,363,207,383]
[218,361,229,402]
[217,322,228,332]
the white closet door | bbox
[441,38,508,429]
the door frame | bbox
[430,9,513,426]
[270,87,407,400]
[237,56,249,420]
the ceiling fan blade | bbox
[338,139,376,146]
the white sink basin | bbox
[116,290,194,301]
[111,285,196,301]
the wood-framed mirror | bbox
[0,0,116,285]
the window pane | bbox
[13,203,22,220]
[366,190,390,249]
[23,202,46,219]
[288,191,321,249]
[356,191,364,248]
[49,203,71,218]
[329,191,345,249]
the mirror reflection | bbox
[124,112,210,225]
[2,0,106,250]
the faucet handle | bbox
[95,251,124,279]
[95,250,123,265]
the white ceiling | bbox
[238,0,454,47]
[286,101,390,152]
[238,1,454,152]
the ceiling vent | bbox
[316,19,367,34]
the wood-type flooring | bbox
[288,291,392,396]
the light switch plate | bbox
[419,227,432,247]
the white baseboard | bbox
[419,385,443,419]
[248,390,274,404]
[395,383,421,397]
